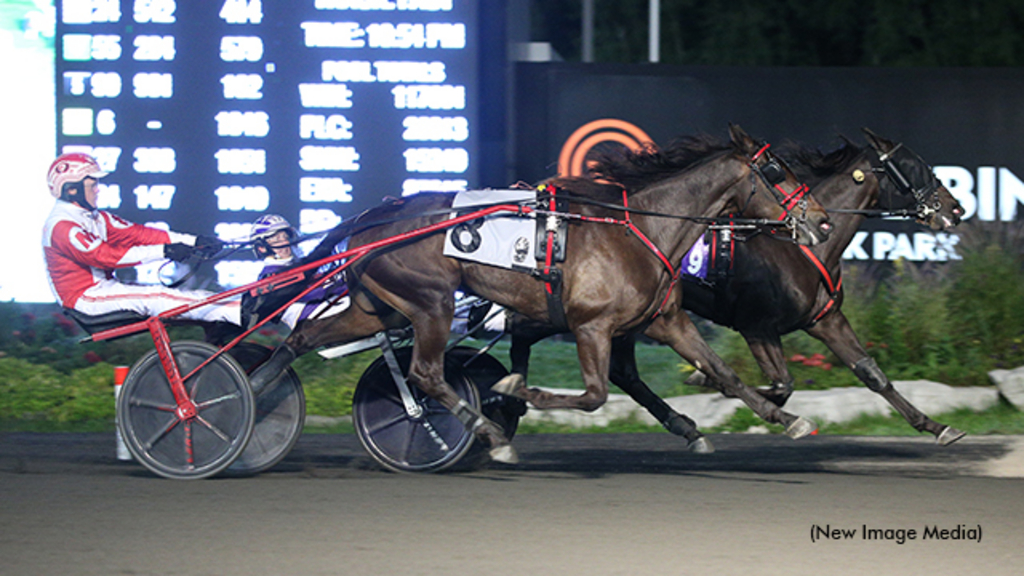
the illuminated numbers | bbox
[403,147,468,173]
[134,0,176,24]
[402,179,467,196]
[91,147,122,172]
[214,185,270,211]
[133,36,176,61]
[215,148,267,174]
[220,0,263,24]
[133,73,173,98]
[64,35,122,60]
[133,185,176,209]
[215,111,270,137]
[133,147,176,173]
[392,84,464,109]
[365,23,465,49]
[299,114,353,140]
[300,209,343,235]
[96,109,116,135]
[373,61,445,83]
[402,116,467,142]
[298,84,353,108]
[299,146,360,171]
[214,260,263,289]
[300,177,354,202]
[96,183,121,209]
[62,0,122,24]
[220,36,264,62]
[213,222,253,242]
[91,72,122,97]
[221,74,263,99]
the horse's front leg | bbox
[507,325,612,412]
[644,312,817,438]
[608,334,713,453]
[405,315,519,463]
[806,311,965,445]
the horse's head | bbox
[729,124,833,246]
[862,128,964,231]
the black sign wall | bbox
[513,63,1024,262]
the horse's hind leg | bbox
[608,335,713,453]
[806,311,965,445]
[644,313,817,438]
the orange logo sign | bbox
[557,119,654,177]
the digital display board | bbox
[56,0,488,288]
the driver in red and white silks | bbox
[42,153,240,324]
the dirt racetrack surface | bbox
[2,432,1023,575]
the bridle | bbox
[869,142,943,220]
[745,142,814,240]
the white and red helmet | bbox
[47,152,107,199]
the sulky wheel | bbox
[354,346,482,473]
[446,346,524,443]
[117,341,254,480]
[224,342,305,476]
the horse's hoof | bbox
[491,373,526,396]
[785,417,818,439]
[937,426,966,446]
[489,444,519,464]
[688,437,715,454]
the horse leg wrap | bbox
[851,357,890,393]
[453,399,485,433]
[249,344,297,396]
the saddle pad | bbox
[443,189,537,270]
[681,235,711,280]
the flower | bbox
[83,351,103,364]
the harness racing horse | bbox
[505,128,966,449]
[249,125,833,462]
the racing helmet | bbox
[250,214,297,258]
[47,153,107,199]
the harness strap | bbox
[538,184,569,331]
[619,190,680,318]
[798,245,843,324]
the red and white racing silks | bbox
[42,200,240,324]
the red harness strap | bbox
[798,245,843,324]
[619,190,680,318]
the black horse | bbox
[248,125,833,463]
[501,129,967,450]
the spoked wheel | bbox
[117,341,254,480]
[224,342,305,476]
[353,347,483,473]
[446,346,524,442]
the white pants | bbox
[75,279,241,325]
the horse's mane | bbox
[777,139,866,185]
[586,133,735,192]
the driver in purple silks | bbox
[249,214,350,329]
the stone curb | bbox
[519,380,1001,429]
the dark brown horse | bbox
[504,129,966,450]
[249,125,833,462]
